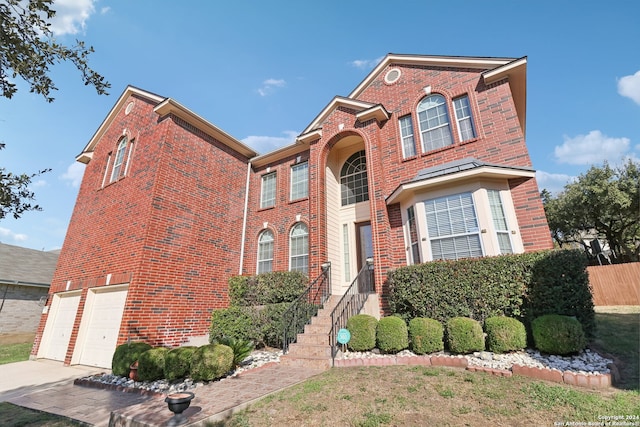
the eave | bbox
[482,57,527,134]
[154,98,257,159]
[251,140,309,169]
[386,159,536,205]
[302,97,388,135]
[76,86,165,164]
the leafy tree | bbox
[0,0,109,219]
[542,160,640,263]
[0,143,50,219]
[0,0,110,102]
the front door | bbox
[356,222,373,270]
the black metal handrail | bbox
[281,262,331,353]
[329,258,374,364]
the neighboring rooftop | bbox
[0,243,59,286]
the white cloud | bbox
[31,179,48,188]
[60,162,85,187]
[0,227,28,242]
[618,70,640,105]
[100,6,111,14]
[49,0,96,35]
[257,78,286,96]
[536,170,573,195]
[554,130,630,165]
[350,57,385,70]
[242,130,298,154]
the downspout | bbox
[239,161,252,274]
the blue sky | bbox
[1,0,638,251]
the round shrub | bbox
[408,317,444,354]
[446,317,484,354]
[164,346,197,381]
[137,347,169,381]
[532,314,586,355]
[190,344,234,382]
[346,314,378,351]
[376,316,409,354]
[111,341,152,377]
[484,316,527,353]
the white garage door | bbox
[39,292,81,361]
[77,286,128,368]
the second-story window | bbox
[453,95,476,141]
[260,172,277,208]
[417,94,453,152]
[399,115,416,158]
[290,162,308,201]
[110,137,128,183]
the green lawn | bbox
[0,342,32,365]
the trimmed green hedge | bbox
[446,317,484,354]
[137,347,169,381]
[387,250,595,337]
[532,314,586,355]
[484,316,527,353]
[408,317,444,355]
[190,344,234,382]
[346,314,377,351]
[164,346,197,381]
[376,316,408,354]
[228,271,308,306]
[111,342,152,377]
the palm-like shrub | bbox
[212,337,254,368]
[376,316,409,354]
[111,342,152,377]
[408,317,444,354]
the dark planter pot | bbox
[165,392,195,426]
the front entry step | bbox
[279,295,341,371]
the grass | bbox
[0,342,32,365]
[0,402,84,427]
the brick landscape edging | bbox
[334,356,612,389]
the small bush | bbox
[484,316,527,353]
[212,337,254,368]
[164,346,197,381]
[532,314,586,355]
[446,317,484,354]
[190,344,234,382]
[209,306,261,345]
[346,314,378,351]
[408,317,444,354]
[111,342,152,377]
[137,347,169,381]
[376,316,409,354]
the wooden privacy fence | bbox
[587,262,640,306]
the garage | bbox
[75,285,129,368]
[38,291,81,361]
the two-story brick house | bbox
[32,54,552,368]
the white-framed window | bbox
[257,229,274,274]
[289,222,308,274]
[487,190,513,254]
[399,115,416,158]
[260,172,277,208]
[290,162,308,201]
[340,150,369,206]
[110,137,128,183]
[417,94,453,152]
[407,206,421,264]
[453,95,476,141]
[424,192,483,260]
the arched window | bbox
[110,137,128,183]
[417,95,453,152]
[340,150,369,206]
[257,229,274,273]
[289,222,308,274]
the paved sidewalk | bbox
[0,360,322,426]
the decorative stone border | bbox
[334,355,612,389]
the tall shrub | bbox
[228,271,308,306]
[209,305,262,345]
[524,250,595,337]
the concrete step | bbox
[296,333,330,346]
[280,354,332,370]
[286,342,332,358]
